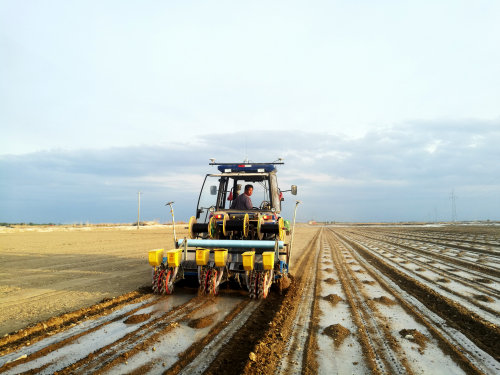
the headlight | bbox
[209,206,215,212]
[271,208,276,212]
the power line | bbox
[463,185,500,201]
[460,175,500,196]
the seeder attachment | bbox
[150,249,183,295]
[198,248,226,296]
[149,239,289,299]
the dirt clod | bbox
[361,280,375,285]
[323,294,343,305]
[324,278,337,284]
[280,275,291,290]
[187,315,214,329]
[373,296,397,305]
[475,278,493,284]
[124,314,151,324]
[474,294,494,302]
[323,268,334,273]
[436,278,451,283]
[415,268,426,272]
[399,329,428,349]
[249,352,257,362]
[323,324,351,348]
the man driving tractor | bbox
[230,184,253,210]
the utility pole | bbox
[449,189,458,222]
[137,191,141,230]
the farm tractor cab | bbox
[148,160,300,299]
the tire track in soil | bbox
[174,299,258,375]
[158,298,251,375]
[352,234,500,299]
[346,230,500,279]
[59,298,214,375]
[301,237,324,375]
[275,232,320,375]
[0,288,200,373]
[370,232,500,268]
[381,232,500,254]
[325,231,408,375]
[0,288,154,358]
[334,229,500,364]
[306,237,370,374]
[331,229,498,375]
[1,294,204,375]
[344,232,500,318]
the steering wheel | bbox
[259,201,271,209]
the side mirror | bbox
[210,186,217,195]
[291,185,297,195]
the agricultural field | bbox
[1,225,500,374]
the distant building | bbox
[308,221,316,225]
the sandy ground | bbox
[0,225,318,336]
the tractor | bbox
[148,159,299,299]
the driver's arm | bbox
[245,196,253,210]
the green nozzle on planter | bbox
[284,220,291,232]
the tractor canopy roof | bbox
[216,164,277,173]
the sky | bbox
[1,0,499,223]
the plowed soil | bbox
[323,324,351,348]
[124,313,151,324]
[373,296,397,305]
[187,315,214,329]
[399,328,429,349]
[323,294,343,305]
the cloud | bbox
[2,1,500,155]
[1,118,499,223]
